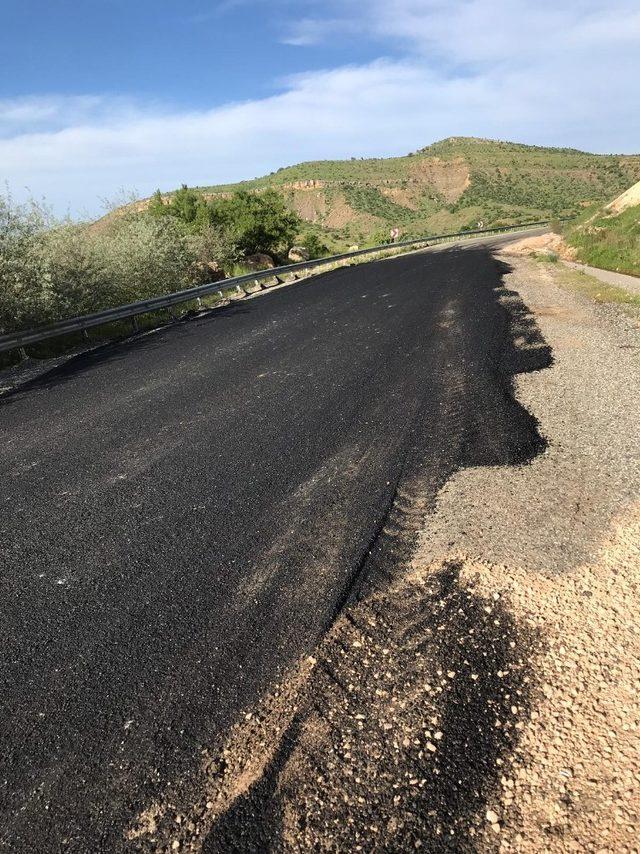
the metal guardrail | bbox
[0,220,552,355]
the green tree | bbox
[301,232,328,260]
[168,184,205,228]
[208,190,299,257]
[148,189,167,217]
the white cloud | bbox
[1,0,638,215]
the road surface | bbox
[0,235,546,851]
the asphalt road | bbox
[0,235,547,852]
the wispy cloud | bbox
[283,0,640,63]
[1,0,638,215]
[282,17,359,46]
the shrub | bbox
[301,233,328,260]
[0,192,241,334]
[0,194,56,331]
[149,186,300,258]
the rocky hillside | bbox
[194,137,640,250]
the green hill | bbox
[564,179,640,277]
[190,137,640,250]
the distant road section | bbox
[0,233,544,852]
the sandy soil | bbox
[607,179,640,214]
[504,232,576,261]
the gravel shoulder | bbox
[416,254,640,851]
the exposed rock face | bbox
[606,178,640,214]
[243,253,275,270]
[288,246,310,263]
[409,156,471,204]
[284,180,326,190]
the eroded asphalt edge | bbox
[126,252,640,852]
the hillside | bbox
[564,179,640,276]
[192,137,640,250]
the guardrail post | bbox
[18,347,28,361]
[131,316,139,333]
[236,284,246,296]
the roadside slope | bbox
[118,138,640,252]
[564,179,640,277]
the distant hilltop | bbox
[117,137,640,253]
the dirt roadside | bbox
[416,254,640,851]
[125,255,639,853]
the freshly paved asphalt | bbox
[0,235,547,851]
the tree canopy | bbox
[149,186,300,258]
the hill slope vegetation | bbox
[564,179,640,276]
[192,137,640,250]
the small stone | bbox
[486,809,500,824]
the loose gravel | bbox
[417,255,640,851]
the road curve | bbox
[0,235,547,851]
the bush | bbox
[0,192,240,334]
[149,186,300,258]
[301,233,328,260]
[209,190,300,258]
[0,194,56,331]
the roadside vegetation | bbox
[554,265,640,321]
[4,137,639,367]
[0,187,301,343]
[563,203,640,277]
[147,185,299,258]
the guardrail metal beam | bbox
[0,221,555,355]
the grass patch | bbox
[564,204,640,277]
[532,251,559,263]
[555,265,640,319]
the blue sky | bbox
[1,0,639,215]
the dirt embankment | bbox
[504,231,576,261]
[607,178,640,214]
[409,156,471,204]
